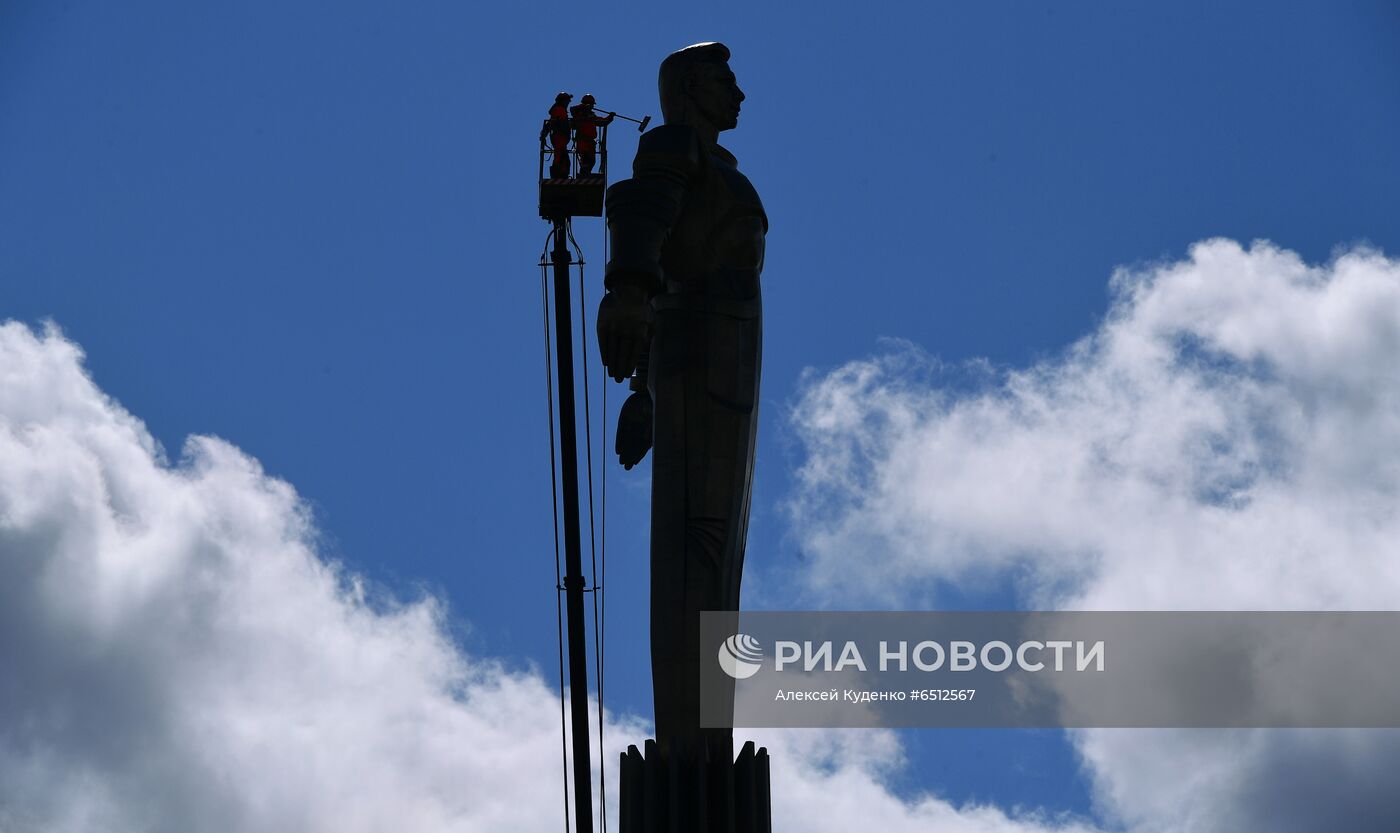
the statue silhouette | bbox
[599,41,764,766]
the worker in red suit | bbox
[570,94,614,176]
[545,92,573,179]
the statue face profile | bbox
[687,60,745,132]
[659,43,745,135]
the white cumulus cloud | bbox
[0,322,587,832]
[785,240,1400,832]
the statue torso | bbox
[660,144,767,303]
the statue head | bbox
[658,42,745,133]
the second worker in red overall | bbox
[570,94,614,176]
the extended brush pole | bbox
[598,107,652,132]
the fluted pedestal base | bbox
[618,738,771,833]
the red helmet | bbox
[555,92,572,103]
[581,94,596,106]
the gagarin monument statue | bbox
[598,41,770,825]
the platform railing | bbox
[538,119,609,183]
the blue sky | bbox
[4,1,1400,828]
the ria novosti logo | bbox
[717,633,764,679]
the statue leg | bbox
[649,305,761,755]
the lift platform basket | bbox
[539,174,605,219]
[538,115,609,219]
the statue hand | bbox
[597,287,651,382]
[615,389,653,470]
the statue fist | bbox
[615,389,653,470]
[596,288,651,382]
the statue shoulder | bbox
[637,123,702,153]
[631,124,705,180]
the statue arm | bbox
[604,124,702,295]
[598,124,703,381]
